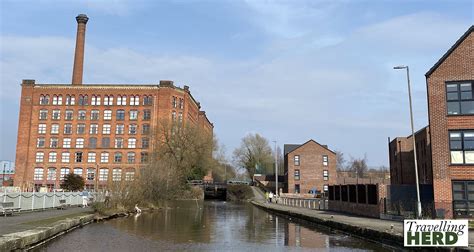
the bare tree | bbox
[232,133,273,178]
[335,150,346,171]
[348,155,368,178]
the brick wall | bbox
[426,27,473,218]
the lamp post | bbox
[394,65,422,219]
[2,163,6,185]
[273,141,278,196]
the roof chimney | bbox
[71,14,89,85]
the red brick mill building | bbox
[14,14,213,191]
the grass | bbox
[469,220,474,229]
[22,211,93,227]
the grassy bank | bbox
[226,185,255,201]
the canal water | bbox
[34,201,393,251]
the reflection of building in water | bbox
[284,222,329,249]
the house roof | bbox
[284,139,335,156]
[425,25,473,77]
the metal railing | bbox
[0,192,103,212]
[276,196,328,210]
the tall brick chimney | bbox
[71,14,89,85]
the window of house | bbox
[99,168,108,181]
[90,124,98,134]
[88,152,96,163]
[36,152,44,163]
[178,112,183,123]
[452,181,474,217]
[91,95,101,106]
[103,95,111,106]
[128,138,136,148]
[294,155,300,166]
[40,95,49,105]
[65,110,73,120]
[323,155,328,166]
[91,110,99,120]
[49,152,57,163]
[323,170,329,181]
[39,109,48,120]
[101,152,109,163]
[172,96,177,108]
[75,152,83,163]
[34,168,44,180]
[142,138,149,148]
[129,124,137,134]
[323,185,329,192]
[179,98,184,109]
[450,131,474,164]
[60,168,69,180]
[116,124,124,134]
[87,168,95,181]
[76,138,84,148]
[51,124,59,134]
[447,82,474,115]
[77,124,86,134]
[142,124,150,134]
[89,137,97,148]
[61,152,70,163]
[47,168,56,180]
[115,138,124,148]
[143,109,151,120]
[37,137,46,148]
[143,96,152,105]
[50,138,59,148]
[172,111,176,121]
[294,169,300,180]
[134,95,139,106]
[121,96,127,106]
[141,152,149,163]
[103,124,111,134]
[112,168,122,181]
[125,170,135,181]
[78,95,88,106]
[52,95,58,105]
[63,138,71,148]
[38,124,46,134]
[53,95,63,105]
[117,96,122,106]
[114,152,122,163]
[66,95,75,105]
[78,110,86,120]
[130,110,138,120]
[102,137,110,148]
[127,152,135,163]
[295,184,300,194]
[130,96,138,106]
[52,110,61,120]
[64,124,72,134]
[74,168,83,177]
[116,110,125,120]
[104,110,112,120]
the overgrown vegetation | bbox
[61,173,85,191]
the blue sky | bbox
[0,0,473,167]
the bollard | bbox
[18,191,22,211]
[43,194,46,210]
[53,192,56,208]
[32,191,35,211]
[3,193,6,203]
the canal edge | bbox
[250,200,406,250]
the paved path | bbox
[0,207,93,236]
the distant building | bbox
[0,160,15,184]
[388,126,432,185]
[283,140,336,194]
[426,26,473,218]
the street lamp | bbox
[273,141,278,196]
[2,163,6,184]
[394,65,422,219]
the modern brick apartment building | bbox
[426,26,473,218]
[284,140,336,194]
[14,14,213,191]
[388,126,432,185]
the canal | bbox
[34,201,393,251]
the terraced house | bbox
[14,14,213,191]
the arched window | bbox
[74,167,83,177]
[143,96,152,105]
[122,95,127,106]
[91,95,101,106]
[79,95,88,105]
[60,167,70,180]
[52,95,58,105]
[87,168,95,181]
[99,168,108,181]
[114,152,122,163]
[127,152,135,163]
[66,95,75,105]
[89,137,97,148]
[40,95,50,105]
[57,95,63,105]
[112,168,122,181]
[47,167,57,181]
[34,167,44,180]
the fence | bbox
[0,192,103,212]
[277,196,328,210]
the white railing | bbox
[277,196,328,210]
[0,192,103,212]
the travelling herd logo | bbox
[404,220,469,247]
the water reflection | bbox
[35,201,393,251]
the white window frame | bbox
[104,110,112,120]
[99,169,108,181]
[103,124,111,134]
[36,152,44,163]
[38,124,46,134]
[128,138,136,148]
[63,138,71,148]
[48,152,57,163]
[34,168,44,180]
[51,124,59,134]
[76,138,85,148]
[62,152,70,163]
[88,152,96,163]
[101,152,109,163]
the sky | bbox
[0,0,473,167]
